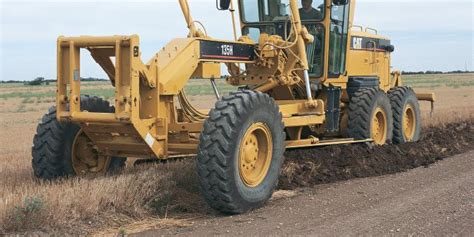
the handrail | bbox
[365,27,378,35]
[351,25,364,32]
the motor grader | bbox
[32,0,435,213]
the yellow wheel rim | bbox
[403,104,416,141]
[371,107,388,145]
[238,123,273,188]
[71,130,110,175]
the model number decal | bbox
[353,37,363,49]
[221,45,234,56]
[200,41,255,61]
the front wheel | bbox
[196,90,285,214]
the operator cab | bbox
[233,0,350,79]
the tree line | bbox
[401,70,473,75]
[0,77,108,84]
[1,71,473,84]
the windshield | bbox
[240,0,325,23]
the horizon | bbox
[1,0,473,81]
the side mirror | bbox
[385,45,395,53]
[332,0,348,5]
[216,0,231,10]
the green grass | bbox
[184,80,236,96]
[0,91,56,100]
[403,73,474,89]
[0,88,115,100]
[14,196,45,230]
[16,104,28,113]
[21,98,35,104]
[0,80,237,100]
[0,83,29,88]
[81,88,115,99]
[1,74,473,101]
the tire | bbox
[347,88,393,145]
[32,96,126,180]
[388,86,421,144]
[196,90,285,214]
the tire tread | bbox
[32,96,125,180]
[196,90,285,214]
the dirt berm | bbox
[280,119,474,189]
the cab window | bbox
[305,24,325,77]
[328,1,350,77]
[298,0,325,21]
[241,0,325,23]
[241,0,326,78]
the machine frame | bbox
[56,0,400,160]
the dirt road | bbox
[133,150,474,236]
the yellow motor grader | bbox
[32,0,435,213]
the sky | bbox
[0,0,473,81]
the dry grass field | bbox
[0,73,473,234]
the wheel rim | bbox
[403,104,416,141]
[371,107,387,145]
[239,122,273,188]
[71,129,110,175]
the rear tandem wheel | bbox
[388,86,421,144]
[347,88,394,145]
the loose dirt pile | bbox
[280,119,474,189]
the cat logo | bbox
[353,37,363,49]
